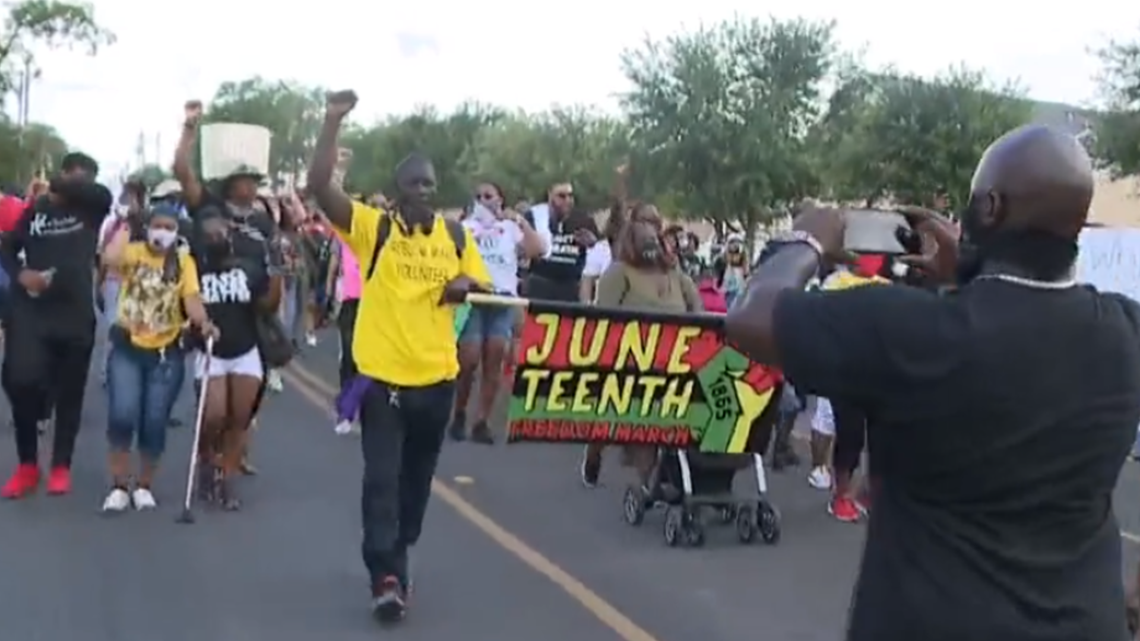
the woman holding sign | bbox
[579,204,703,488]
[448,183,544,443]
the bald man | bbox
[725,125,1140,641]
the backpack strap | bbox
[365,215,466,282]
[444,218,466,258]
[365,214,393,281]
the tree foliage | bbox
[814,68,1030,208]
[0,118,66,183]
[0,0,115,94]
[184,17,1042,232]
[1093,34,1140,178]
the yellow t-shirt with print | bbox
[116,242,200,350]
[822,270,889,291]
[337,202,490,387]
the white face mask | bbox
[147,228,177,250]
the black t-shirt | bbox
[197,254,268,359]
[774,280,1140,641]
[524,208,597,300]
[188,192,280,270]
[0,183,111,335]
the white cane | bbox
[176,336,214,524]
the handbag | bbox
[255,310,295,369]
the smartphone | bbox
[844,210,911,254]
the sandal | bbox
[218,476,242,511]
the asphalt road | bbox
[2,331,1139,641]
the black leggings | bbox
[337,299,359,387]
[831,399,867,476]
[3,322,94,467]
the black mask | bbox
[637,234,662,263]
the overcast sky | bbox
[17,0,1140,180]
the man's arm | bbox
[50,178,111,227]
[307,91,358,231]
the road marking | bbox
[453,476,475,485]
[281,364,662,641]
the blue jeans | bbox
[459,304,516,342]
[280,276,306,343]
[106,333,182,459]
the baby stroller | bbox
[621,389,783,547]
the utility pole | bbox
[15,55,34,183]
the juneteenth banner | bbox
[484,295,783,454]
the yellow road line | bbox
[281,363,662,641]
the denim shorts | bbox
[105,331,183,459]
[460,304,516,342]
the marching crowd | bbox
[0,88,1138,641]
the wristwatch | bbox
[764,230,824,260]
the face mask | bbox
[636,234,662,263]
[147,228,177,250]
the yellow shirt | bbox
[822,270,889,291]
[337,202,490,386]
[116,242,200,350]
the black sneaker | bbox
[447,411,467,442]
[469,420,495,445]
[580,446,601,488]
[371,576,407,623]
[195,461,216,502]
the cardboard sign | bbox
[1077,227,1140,302]
[506,302,782,453]
[200,123,271,181]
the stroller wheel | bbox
[622,485,646,526]
[719,505,737,524]
[758,502,781,545]
[663,506,684,546]
[735,505,757,543]
[683,508,705,547]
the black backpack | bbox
[365,214,466,281]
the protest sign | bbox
[1077,227,1140,302]
[505,300,782,453]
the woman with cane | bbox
[100,206,216,512]
[192,208,281,510]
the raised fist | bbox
[325,90,358,119]
[184,100,204,127]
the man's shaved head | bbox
[959,125,1094,282]
[969,124,1094,239]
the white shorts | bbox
[811,397,835,436]
[195,346,263,380]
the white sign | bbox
[200,123,271,181]
[1076,227,1140,302]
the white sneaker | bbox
[102,487,131,512]
[334,420,353,435]
[808,466,832,490]
[305,333,318,347]
[267,370,284,392]
[132,487,157,510]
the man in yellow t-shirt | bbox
[307,89,490,623]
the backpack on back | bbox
[365,213,466,281]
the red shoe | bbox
[828,495,862,523]
[1,464,40,499]
[46,466,71,495]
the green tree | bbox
[1093,33,1140,177]
[0,0,115,94]
[0,119,67,183]
[620,17,836,239]
[816,67,1029,208]
[203,77,326,184]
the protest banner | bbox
[498,297,782,453]
[1077,227,1140,302]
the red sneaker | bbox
[828,495,862,523]
[1,464,40,499]
[46,466,71,495]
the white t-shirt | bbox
[583,240,612,278]
[464,216,524,295]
